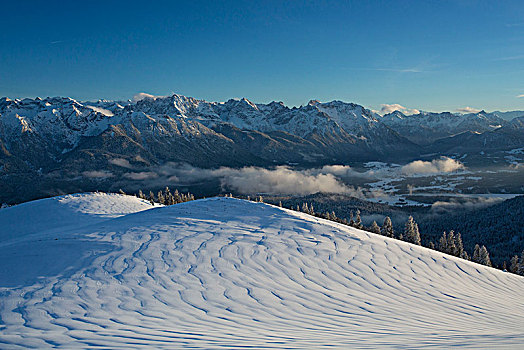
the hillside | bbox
[0,194,523,348]
[419,195,524,266]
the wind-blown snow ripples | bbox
[0,195,523,348]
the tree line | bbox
[120,187,196,206]
[258,197,523,274]
[120,191,524,276]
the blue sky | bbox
[1,0,523,112]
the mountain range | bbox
[0,94,523,203]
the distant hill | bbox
[418,195,524,266]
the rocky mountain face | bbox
[0,94,419,172]
[426,116,524,154]
[380,110,507,145]
[0,94,523,203]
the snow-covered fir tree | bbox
[354,210,363,229]
[518,250,524,276]
[381,217,394,238]
[472,244,481,263]
[404,216,421,245]
[510,255,519,274]
[479,246,492,267]
[369,221,380,234]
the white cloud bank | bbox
[216,166,351,195]
[143,163,376,197]
[401,157,465,175]
[380,104,420,116]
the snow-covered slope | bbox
[0,194,523,348]
[0,192,156,242]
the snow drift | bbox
[0,193,523,348]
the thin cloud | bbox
[82,170,114,179]
[380,104,420,116]
[132,92,167,102]
[456,107,481,113]
[124,172,158,180]
[494,55,524,61]
[517,94,524,98]
[109,158,133,169]
[354,67,424,73]
[49,39,75,45]
[373,68,422,73]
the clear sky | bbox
[1,0,523,113]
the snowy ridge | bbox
[381,110,506,144]
[0,192,156,242]
[0,94,401,148]
[0,194,523,348]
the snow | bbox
[0,193,156,242]
[85,105,114,117]
[0,194,523,348]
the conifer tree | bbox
[404,216,421,245]
[446,230,457,256]
[438,232,448,253]
[518,250,524,276]
[510,255,519,274]
[157,190,165,205]
[472,244,481,263]
[479,245,492,267]
[309,203,315,215]
[354,210,363,229]
[173,189,181,204]
[302,203,309,213]
[163,187,173,205]
[381,217,394,238]
[429,241,435,250]
[138,189,146,199]
[369,221,380,234]
[278,201,282,207]
[148,191,155,205]
[455,232,464,258]
[461,250,469,261]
